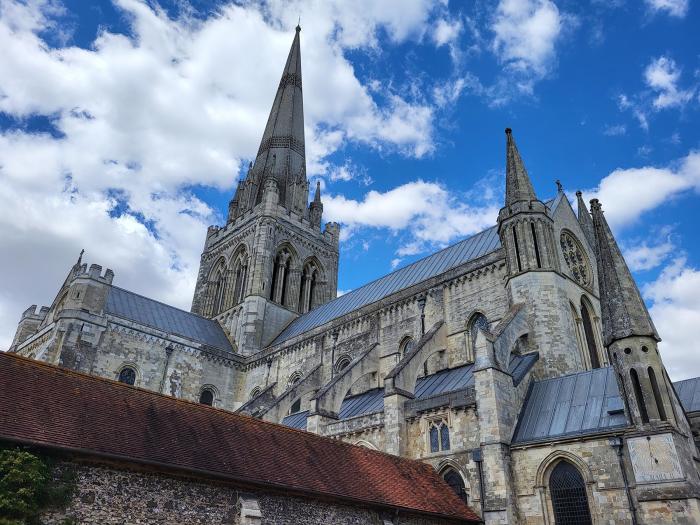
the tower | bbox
[191,26,340,356]
[496,129,591,377]
[590,198,673,427]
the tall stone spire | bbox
[576,191,595,250]
[504,128,537,206]
[237,26,307,216]
[590,199,659,346]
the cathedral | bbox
[10,27,700,524]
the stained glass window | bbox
[440,425,450,451]
[430,425,439,452]
[443,469,468,503]
[429,420,450,453]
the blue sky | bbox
[0,0,699,378]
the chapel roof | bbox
[104,285,234,353]
[0,352,480,523]
[270,225,502,346]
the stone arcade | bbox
[9,27,700,524]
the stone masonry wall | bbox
[41,461,463,525]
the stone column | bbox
[383,392,411,456]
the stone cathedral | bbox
[10,27,700,524]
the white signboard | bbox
[628,433,684,484]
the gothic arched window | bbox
[289,398,301,414]
[298,260,321,313]
[199,389,214,406]
[467,313,489,360]
[207,257,229,316]
[428,419,450,453]
[442,468,468,504]
[269,248,293,307]
[118,367,136,386]
[249,386,262,400]
[560,231,592,288]
[231,248,249,305]
[335,355,352,373]
[549,461,592,525]
[580,299,600,369]
[399,336,414,359]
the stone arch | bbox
[334,353,352,373]
[249,386,262,400]
[580,295,601,369]
[535,450,594,488]
[312,343,380,418]
[465,311,489,363]
[536,451,596,525]
[298,256,325,313]
[353,440,378,450]
[398,335,415,359]
[198,384,220,406]
[230,244,250,306]
[116,362,141,386]
[287,371,303,388]
[205,256,229,316]
[385,322,446,397]
[437,461,469,504]
[269,243,298,308]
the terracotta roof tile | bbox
[0,353,479,523]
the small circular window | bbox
[560,231,592,287]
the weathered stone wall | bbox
[41,461,462,525]
[511,439,634,525]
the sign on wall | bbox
[628,433,684,484]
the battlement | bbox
[71,262,115,284]
[20,304,50,320]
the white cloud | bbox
[324,180,499,254]
[624,239,674,271]
[390,258,402,270]
[644,0,689,17]
[645,257,700,380]
[433,17,463,47]
[491,0,568,94]
[582,150,700,229]
[0,0,451,348]
[644,56,695,110]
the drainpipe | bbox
[610,436,638,525]
[159,345,174,394]
[331,331,339,378]
[470,448,485,519]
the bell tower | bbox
[191,26,340,356]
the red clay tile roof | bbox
[0,353,480,523]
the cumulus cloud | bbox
[0,0,453,348]
[582,150,700,229]
[644,0,689,17]
[323,180,499,254]
[433,17,463,47]
[490,0,572,96]
[645,258,700,380]
[624,239,675,271]
[644,56,695,110]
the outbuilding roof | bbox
[271,226,501,346]
[674,376,700,413]
[0,353,479,523]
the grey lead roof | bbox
[674,377,700,413]
[105,286,234,353]
[512,366,628,444]
[271,226,502,346]
[281,353,539,429]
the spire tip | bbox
[505,127,512,135]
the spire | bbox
[576,191,595,250]
[590,199,659,346]
[313,180,321,202]
[251,27,305,185]
[504,128,537,206]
